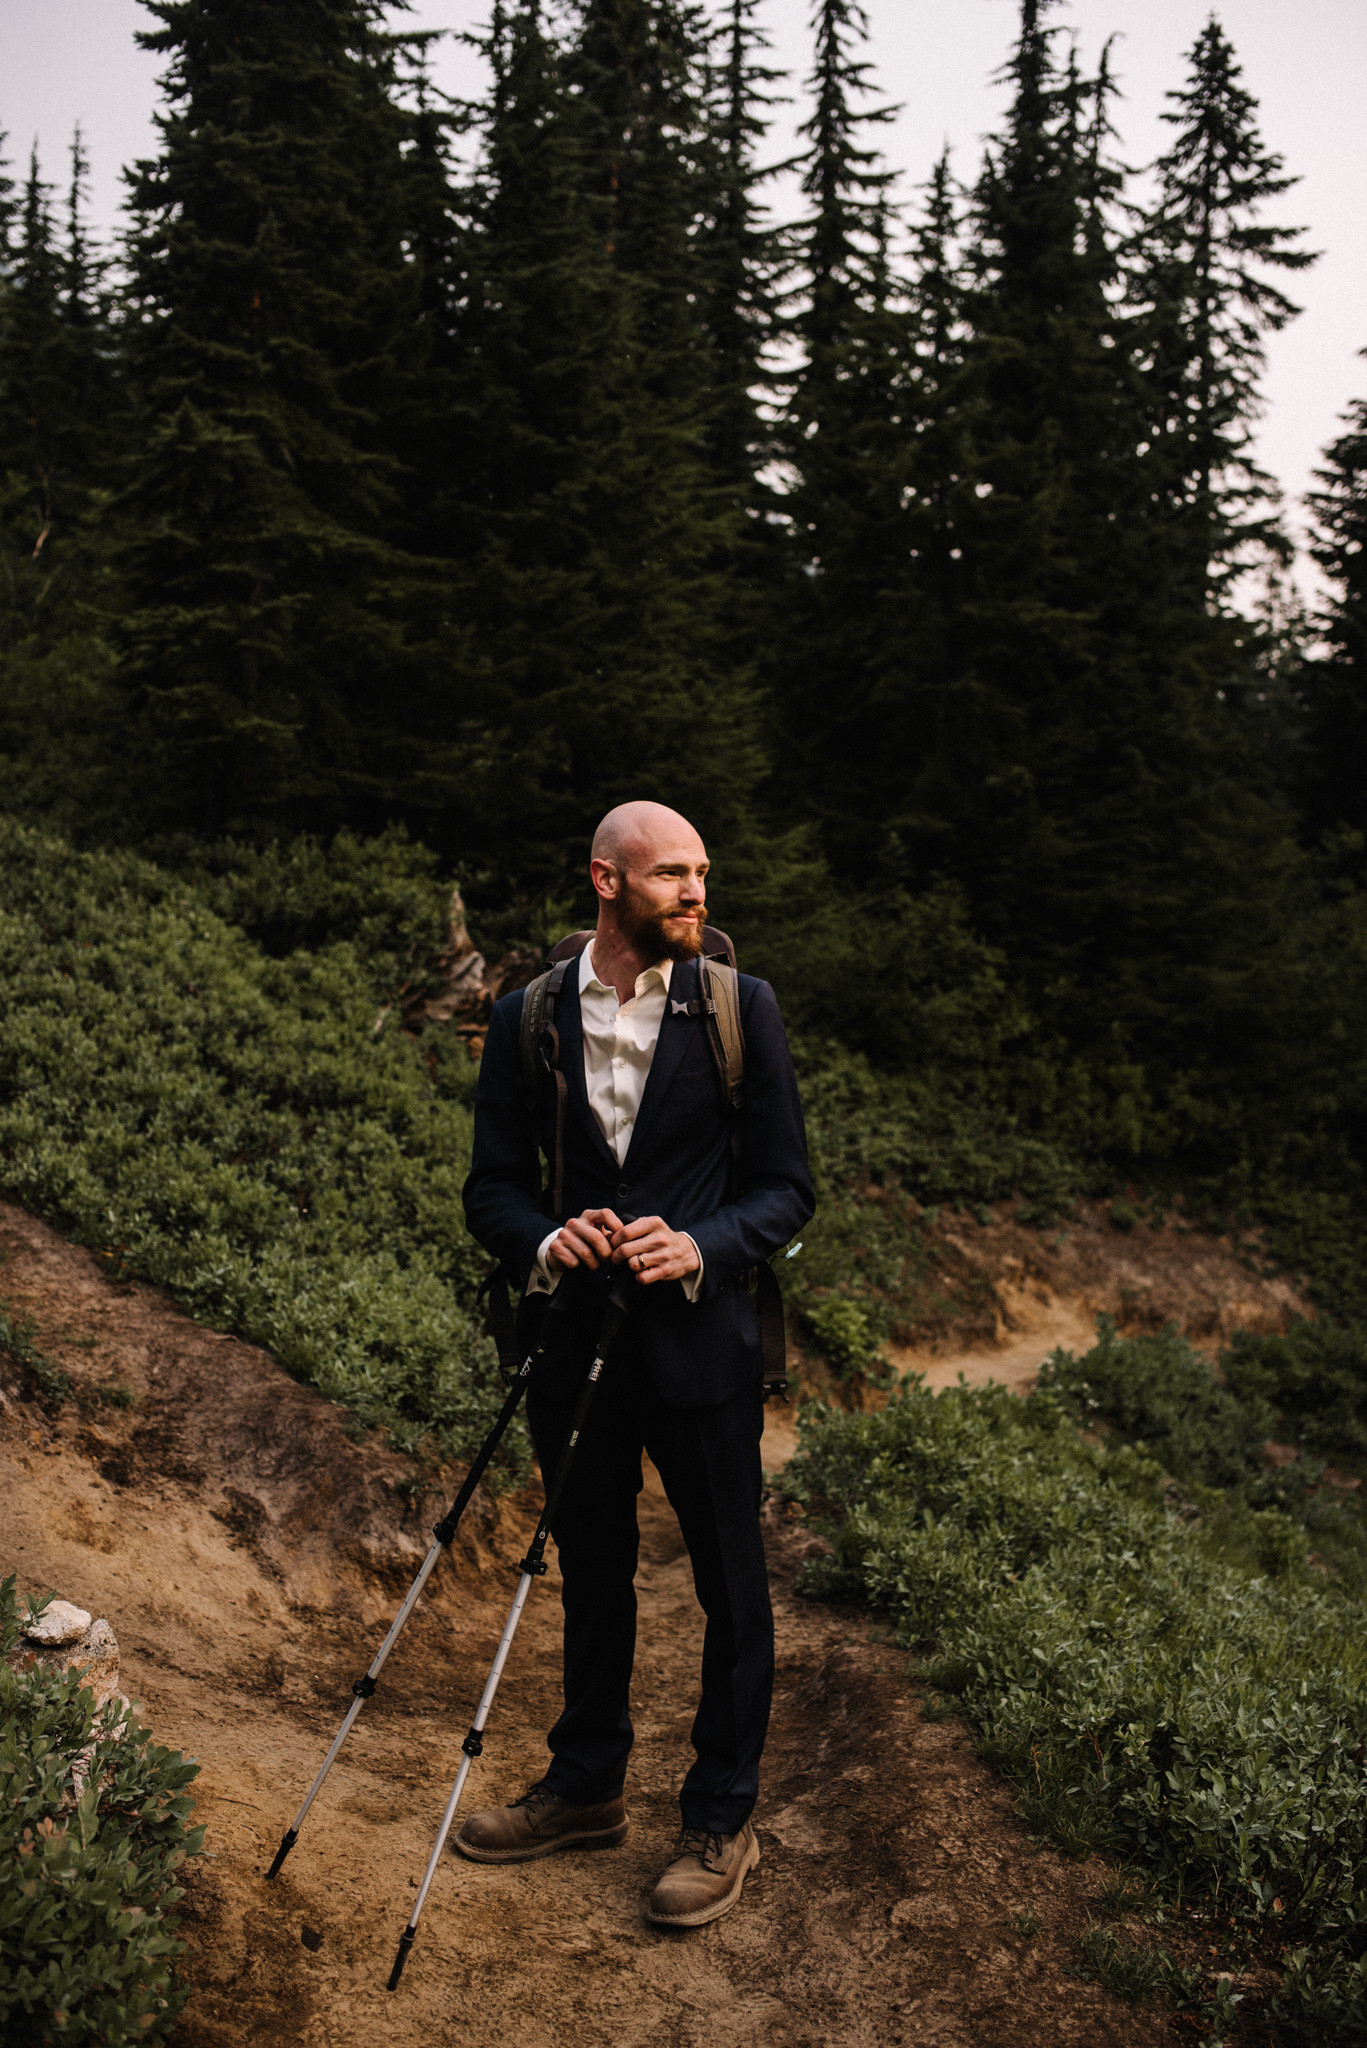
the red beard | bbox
[618,882,708,963]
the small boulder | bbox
[13,1609,123,1713]
[24,1599,92,1646]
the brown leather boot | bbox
[453,1780,628,1865]
[646,1822,760,1927]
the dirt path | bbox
[2,1198,1302,2046]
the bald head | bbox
[591,801,705,875]
[588,802,710,983]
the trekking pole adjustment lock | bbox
[462,1726,484,1759]
[352,1675,378,1699]
[517,1552,549,1577]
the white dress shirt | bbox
[530,941,704,1300]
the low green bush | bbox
[1038,1319,1367,1591]
[801,1298,891,1390]
[782,1380,1367,2040]
[158,826,451,974]
[1037,1317,1276,1490]
[0,820,523,1474]
[0,1578,203,2045]
[1222,1320,1367,1461]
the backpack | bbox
[507,925,788,1400]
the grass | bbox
[0,1299,72,1406]
[1077,1923,1178,2001]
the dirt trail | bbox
[1,1197,1304,2046]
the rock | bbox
[24,1599,92,1645]
[12,1610,123,1712]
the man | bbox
[460,800,813,1927]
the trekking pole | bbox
[386,1267,634,1992]
[264,1283,578,1884]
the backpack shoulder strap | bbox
[699,956,745,1122]
[518,956,575,1221]
[695,961,788,1399]
[754,1260,789,1402]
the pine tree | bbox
[0,133,126,837]
[112,0,434,837]
[1303,371,1367,860]
[763,0,911,858]
[1138,15,1315,597]
[696,0,785,497]
[0,150,66,555]
[842,0,1311,1150]
[430,0,761,905]
[0,132,122,636]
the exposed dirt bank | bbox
[1,1196,1302,2045]
[883,1198,1309,1397]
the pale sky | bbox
[5,0,1365,603]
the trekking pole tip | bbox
[265,1828,298,1882]
[387,1926,417,1992]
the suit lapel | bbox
[622,955,700,1172]
[555,972,621,1177]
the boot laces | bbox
[676,1826,727,1868]
[513,1781,557,1817]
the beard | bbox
[618,880,708,963]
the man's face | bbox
[615,845,709,962]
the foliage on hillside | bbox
[0,818,1087,1454]
[1,1579,203,2046]
[782,1352,1367,2041]
[0,820,514,1471]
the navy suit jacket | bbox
[462,956,815,1407]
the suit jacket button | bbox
[618,1184,630,1198]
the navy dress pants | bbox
[526,1354,773,1835]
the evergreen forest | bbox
[1,0,1364,1227]
[3,1,1367,2039]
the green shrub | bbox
[1037,1317,1275,1489]
[1222,1321,1367,1461]
[0,821,524,1475]
[1036,1318,1367,1594]
[802,1298,889,1388]
[782,1383,1367,2037]
[160,826,450,973]
[0,1577,203,2045]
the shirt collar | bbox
[580,940,674,1003]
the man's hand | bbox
[545,1208,623,1273]
[609,1215,700,1287]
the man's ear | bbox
[590,857,621,901]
